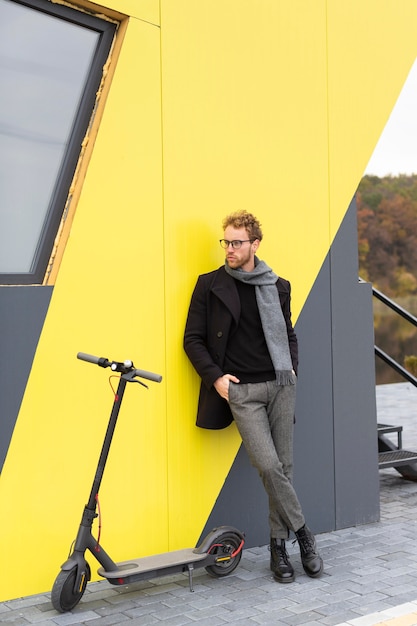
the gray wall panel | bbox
[330,200,379,527]
[0,286,53,472]
[294,257,336,533]
[200,445,270,548]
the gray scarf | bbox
[224,257,295,385]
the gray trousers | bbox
[228,380,305,539]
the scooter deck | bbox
[98,547,207,580]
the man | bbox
[183,209,323,583]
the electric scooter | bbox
[51,352,245,613]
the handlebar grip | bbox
[133,369,163,383]
[77,352,108,366]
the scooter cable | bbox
[95,493,102,551]
[108,375,120,400]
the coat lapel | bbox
[210,266,240,325]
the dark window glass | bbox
[0,0,116,284]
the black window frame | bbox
[0,0,117,285]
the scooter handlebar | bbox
[77,352,162,383]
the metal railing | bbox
[360,278,417,387]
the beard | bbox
[226,250,252,270]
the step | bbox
[377,423,403,435]
[377,423,403,448]
[378,449,417,469]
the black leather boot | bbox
[295,525,323,578]
[270,538,295,583]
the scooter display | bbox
[51,352,245,613]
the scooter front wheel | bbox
[51,563,90,612]
[205,530,243,578]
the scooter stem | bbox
[86,375,128,510]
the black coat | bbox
[184,265,298,429]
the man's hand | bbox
[213,374,240,401]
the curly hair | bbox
[222,210,263,241]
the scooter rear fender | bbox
[193,525,245,554]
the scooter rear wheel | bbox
[51,563,90,612]
[205,530,243,578]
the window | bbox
[0,0,116,284]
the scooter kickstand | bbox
[187,563,195,592]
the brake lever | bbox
[122,370,149,388]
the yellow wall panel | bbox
[160,0,329,327]
[0,14,165,599]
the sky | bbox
[365,58,417,177]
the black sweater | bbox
[223,280,275,383]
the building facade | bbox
[1,0,415,601]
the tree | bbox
[357,175,417,297]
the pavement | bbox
[3,382,417,626]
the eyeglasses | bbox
[219,239,255,249]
